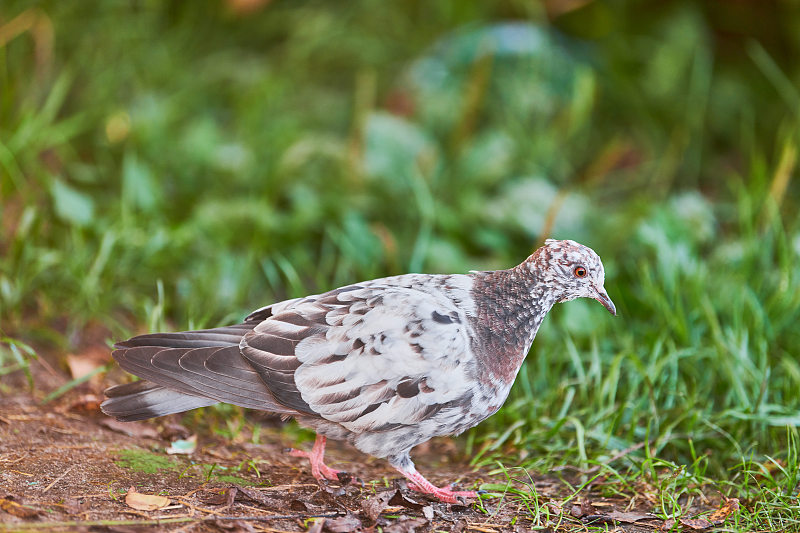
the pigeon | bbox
[101,239,616,503]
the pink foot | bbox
[407,482,478,504]
[396,466,478,504]
[288,435,342,482]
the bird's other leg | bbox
[389,454,477,504]
[288,434,341,482]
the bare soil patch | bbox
[0,355,732,532]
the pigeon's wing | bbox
[244,297,306,323]
[109,324,296,413]
[240,277,477,433]
[102,380,218,421]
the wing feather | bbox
[240,276,477,433]
[102,381,217,421]
[116,325,253,349]
[113,345,293,412]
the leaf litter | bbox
[0,391,741,532]
[125,487,171,511]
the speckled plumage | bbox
[102,239,615,503]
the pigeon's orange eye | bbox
[574,266,587,278]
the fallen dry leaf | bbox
[591,501,615,507]
[708,497,740,524]
[451,519,469,533]
[324,513,362,532]
[679,517,714,530]
[659,500,739,532]
[603,510,654,523]
[307,518,325,533]
[65,346,109,388]
[66,394,102,414]
[422,505,434,520]
[383,518,429,533]
[362,490,394,521]
[545,501,563,515]
[570,498,595,518]
[100,418,159,439]
[66,354,101,380]
[0,496,40,518]
[125,487,170,511]
[289,498,308,511]
[234,486,283,508]
[389,489,425,510]
[661,518,676,531]
[315,483,346,499]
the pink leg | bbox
[288,434,341,482]
[394,465,477,504]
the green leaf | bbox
[50,178,95,227]
[122,151,161,212]
[364,112,438,187]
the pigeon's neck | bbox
[470,262,555,386]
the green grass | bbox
[115,449,179,475]
[115,448,267,486]
[2,1,800,530]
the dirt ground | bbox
[0,393,731,533]
[0,352,731,532]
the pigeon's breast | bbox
[467,270,554,387]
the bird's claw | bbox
[407,484,478,504]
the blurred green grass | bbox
[2,0,800,527]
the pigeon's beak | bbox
[593,287,617,316]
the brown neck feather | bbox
[469,255,555,385]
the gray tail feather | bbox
[114,324,254,350]
[101,380,217,422]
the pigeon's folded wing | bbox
[241,282,477,433]
[110,325,295,413]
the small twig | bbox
[181,486,207,499]
[238,502,277,514]
[38,443,99,450]
[250,483,318,491]
[172,522,197,533]
[0,414,39,421]
[0,517,194,530]
[0,512,344,530]
[34,354,63,381]
[257,527,305,533]
[0,453,27,465]
[41,465,75,494]
[119,508,156,519]
[175,497,226,517]
[211,513,342,521]
[467,522,506,528]
[47,427,81,436]
[158,504,184,511]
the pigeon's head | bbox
[534,239,616,315]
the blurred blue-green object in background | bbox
[407,23,595,188]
